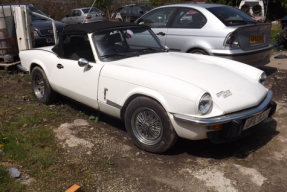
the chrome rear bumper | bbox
[173,90,274,126]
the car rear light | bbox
[101,13,106,17]
[223,32,239,48]
[86,15,92,19]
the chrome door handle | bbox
[57,64,64,69]
[156,32,165,36]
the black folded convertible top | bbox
[62,21,149,34]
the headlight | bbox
[259,72,267,85]
[33,30,38,37]
[198,93,212,115]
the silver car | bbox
[61,7,106,25]
[135,4,273,66]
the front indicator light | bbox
[214,124,222,131]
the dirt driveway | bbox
[1,51,287,192]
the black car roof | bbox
[62,21,149,34]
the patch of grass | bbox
[271,23,282,43]
[1,123,56,176]
[0,165,26,192]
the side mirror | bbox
[164,45,169,52]
[78,58,92,67]
[65,15,69,17]
[139,11,144,15]
[49,15,54,19]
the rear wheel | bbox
[31,67,56,104]
[189,49,208,55]
[125,96,178,153]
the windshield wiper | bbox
[101,52,139,58]
[101,53,126,58]
[139,47,160,52]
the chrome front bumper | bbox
[173,90,274,126]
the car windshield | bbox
[82,8,101,14]
[29,6,48,21]
[207,6,256,26]
[93,28,165,61]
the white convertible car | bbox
[18,22,277,153]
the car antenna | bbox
[82,0,97,24]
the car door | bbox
[67,10,77,24]
[50,34,104,109]
[73,10,82,24]
[64,10,74,25]
[165,8,207,52]
[136,7,176,44]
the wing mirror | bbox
[139,11,144,15]
[164,45,169,52]
[49,15,54,19]
[78,58,93,68]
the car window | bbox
[62,34,94,62]
[207,6,256,26]
[68,10,75,17]
[137,8,175,28]
[74,10,82,17]
[121,7,132,14]
[170,8,206,28]
[132,6,142,14]
[82,8,101,14]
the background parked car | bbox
[28,5,66,47]
[61,7,106,25]
[110,5,152,22]
[7,4,66,47]
[135,3,273,66]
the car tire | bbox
[31,67,56,104]
[125,96,178,153]
[189,49,208,55]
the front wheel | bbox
[31,67,56,104]
[125,97,178,153]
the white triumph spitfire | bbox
[18,22,277,153]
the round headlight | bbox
[198,93,212,115]
[259,72,267,85]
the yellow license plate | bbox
[250,35,264,43]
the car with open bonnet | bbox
[18,21,277,153]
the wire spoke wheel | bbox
[33,74,45,99]
[131,107,163,145]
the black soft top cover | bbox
[62,21,149,34]
[52,21,150,57]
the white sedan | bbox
[18,22,277,153]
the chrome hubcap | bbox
[131,107,163,145]
[33,74,45,98]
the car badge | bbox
[257,27,261,34]
[216,90,232,99]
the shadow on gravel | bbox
[166,120,279,160]
[259,66,278,76]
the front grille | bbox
[40,28,63,35]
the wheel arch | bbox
[120,93,169,122]
[186,47,210,55]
